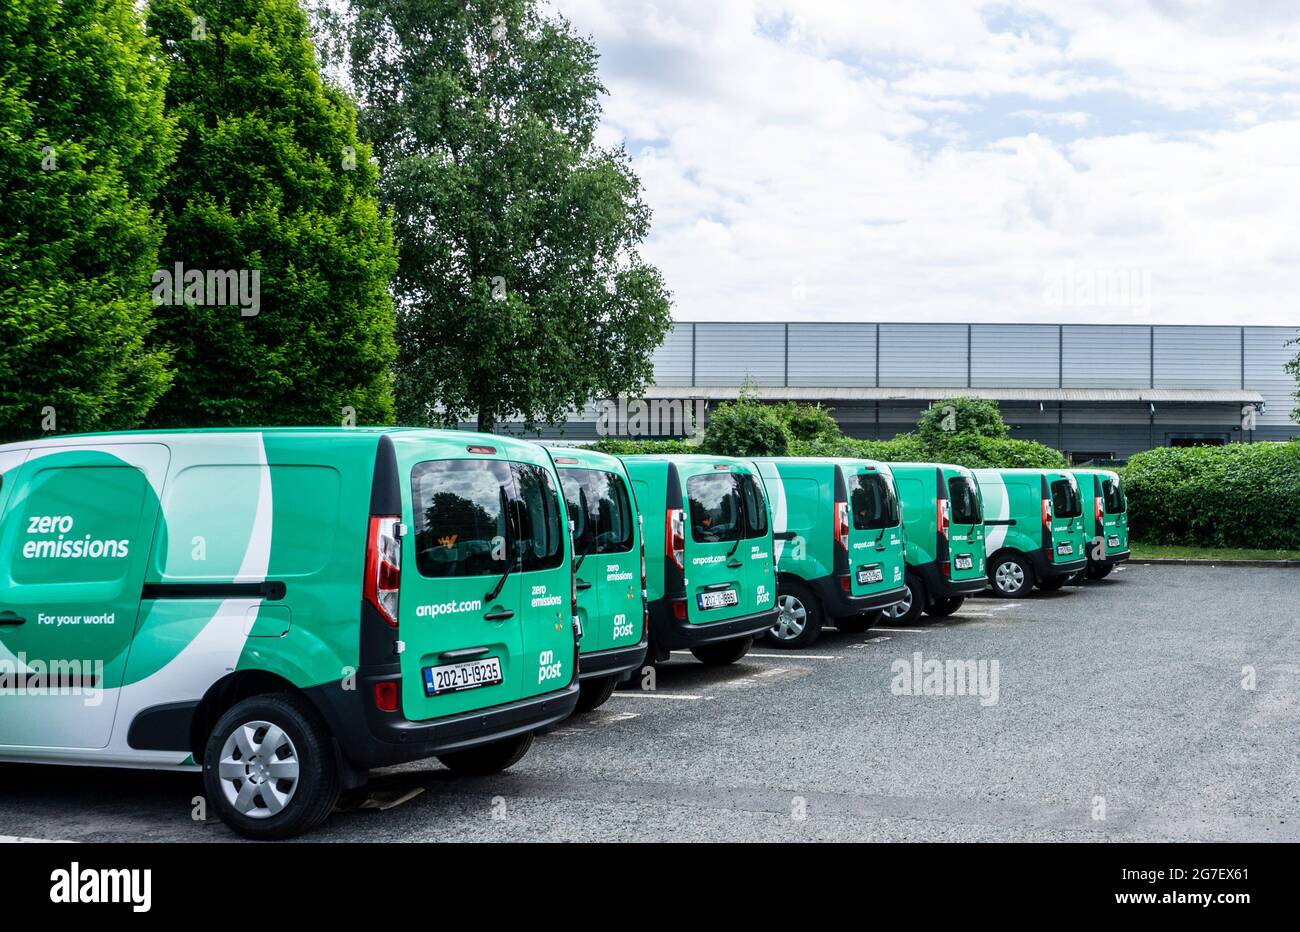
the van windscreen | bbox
[560,467,634,555]
[1050,478,1083,518]
[411,459,509,578]
[1101,477,1127,514]
[848,472,900,530]
[947,475,982,524]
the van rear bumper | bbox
[647,599,779,653]
[809,577,907,619]
[1094,550,1130,567]
[1034,552,1087,577]
[914,561,990,599]
[312,673,580,771]
[579,636,649,682]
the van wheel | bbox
[1036,574,1068,591]
[690,636,753,666]
[1085,562,1113,580]
[437,732,534,776]
[202,693,340,841]
[766,584,824,648]
[990,554,1034,597]
[924,596,964,618]
[574,676,617,713]
[881,572,925,624]
[835,610,881,634]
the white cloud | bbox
[556,0,1300,325]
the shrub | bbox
[772,402,841,442]
[701,399,792,457]
[587,437,700,456]
[1122,442,1300,548]
[916,397,1009,445]
[929,434,1067,470]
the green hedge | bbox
[1122,442,1300,548]
[586,437,700,456]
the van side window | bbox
[510,464,565,572]
[739,475,768,539]
[411,459,510,578]
[687,473,743,543]
[1050,478,1083,518]
[946,476,982,524]
[560,468,634,556]
[1101,478,1126,514]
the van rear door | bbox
[681,464,774,623]
[401,455,524,720]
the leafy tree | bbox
[1286,336,1300,423]
[701,399,791,458]
[917,396,1010,446]
[0,0,176,440]
[144,0,397,428]
[350,0,673,432]
[773,402,841,442]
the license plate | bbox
[698,589,738,610]
[954,554,973,571]
[423,656,502,696]
[1108,536,1120,548]
[857,566,884,585]
[1056,542,1074,556]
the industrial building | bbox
[564,323,1299,461]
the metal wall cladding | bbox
[970,324,1059,388]
[878,324,968,387]
[648,324,695,387]
[694,322,785,385]
[1062,325,1150,388]
[1245,327,1299,427]
[1153,326,1240,389]
[788,324,877,386]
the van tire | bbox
[881,572,925,624]
[690,636,753,666]
[202,692,340,841]
[437,732,534,776]
[835,610,881,633]
[1085,562,1113,580]
[1036,574,1068,591]
[924,596,964,618]
[989,553,1034,598]
[766,582,824,648]
[574,676,617,713]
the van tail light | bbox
[936,499,950,540]
[364,515,402,628]
[835,501,849,551]
[671,598,687,620]
[942,561,951,578]
[372,681,398,713]
[1095,496,1105,526]
[1041,498,1053,529]
[666,508,685,570]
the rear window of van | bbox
[560,467,634,556]
[1101,477,1126,513]
[1050,478,1082,518]
[848,472,900,530]
[947,475,982,524]
[687,472,767,543]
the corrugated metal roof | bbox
[641,386,1265,404]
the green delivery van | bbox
[751,457,906,648]
[0,428,582,839]
[882,463,989,623]
[973,468,1087,597]
[620,455,779,666]
[1070,468,1130,580]
[554,448,648,712]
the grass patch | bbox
[1130,542,1300,562]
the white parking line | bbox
[873,626,938,633]
[986,603,1025,612]
[0,836,72,843]
[746,652,838,660]
[609,691,712,701]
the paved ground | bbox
[2,564,1298,842]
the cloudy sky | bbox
[552,0,1300,325]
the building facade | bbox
[561,322,1299,461]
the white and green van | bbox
[554,448,648,712]
[621,455,779,666]
[0,428,581,838]
[1070,468,1131,580]
[751,458,906,648]
[972,468,1087,597]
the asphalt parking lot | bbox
[2,564,1297,843]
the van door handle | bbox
[726,560,743,569]
[483,609,514,621]
[0,613,25,627]
[439,647,490,661]
[576,580,593,591]
[703,583,732,591]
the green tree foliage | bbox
[772,402,841,442]
[1286,336,1300,423]
[0,0,176,440]
[1122,442,1300,548]
[145,0,397,427]
[701,398,791,457]
[350,0,672,432]
[917,396,1010,446]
